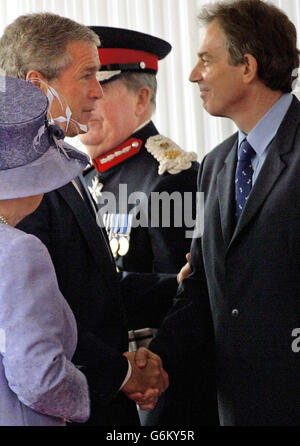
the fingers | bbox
[122,350,168,397]
[134,347,163,369]
[128,388,159,411]
[137,389,159,410]
[126,391,144,402]
[134,347,150,369]
[177,253,192,284]
[134,349,168,393]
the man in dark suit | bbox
[0,12,169,425]
[151,0,300,425]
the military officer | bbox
[81,27,199,299]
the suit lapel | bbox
[217,138,238,247]
[216,96,300,250]
[57,182,120,297]
[230,96,300,247]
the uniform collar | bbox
[92,120,158,173]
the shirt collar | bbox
[238,93,293,156]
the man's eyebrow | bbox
[82,65,101,73]
[197,51,209,58]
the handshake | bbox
[121,347,169,411]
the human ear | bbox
[26,70,49,95]
[242,53,258,84]
[135,86,151,116]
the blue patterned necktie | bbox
[235,139,256,220]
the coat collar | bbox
[92,121,159,173]
[217,96,300,250]
[216,135,238,247]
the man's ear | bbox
[26,70,49,95]
[242,53,258,84]
[135,86,151,116]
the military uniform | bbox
[84,120,199,277]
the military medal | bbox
[104,213,133,257]
[117,214,133,257]
[110,237,119,256]
[108,214,120,257]
[118,236,130,256]
[88,174,104,203]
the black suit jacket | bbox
[18,183,139,426]
[151,96,300,426]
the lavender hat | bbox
[0,76,89,199]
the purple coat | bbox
[0,224,90,425]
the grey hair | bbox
[120,72,157,113]
[0,13,100,80]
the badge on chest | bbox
[103,213,133,257]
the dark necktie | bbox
[235,139,256,220]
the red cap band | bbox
[98,48,158,71]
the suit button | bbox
[232,308,239,317]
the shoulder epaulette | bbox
[145,135,198,175]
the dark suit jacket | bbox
[18,180,178,425]
[151,96,300,426]
[17,183,139,426]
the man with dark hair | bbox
[151,0,300,426]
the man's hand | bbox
[177,252,192,284]
[121,347,169,410]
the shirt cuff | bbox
[119,358,132,390]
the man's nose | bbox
[91,77,103,99]
[189,64,202,83]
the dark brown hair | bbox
[198,0,300,93]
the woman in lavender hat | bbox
[0,76,90,426]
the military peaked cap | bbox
[89,26,171,83]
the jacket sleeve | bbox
[149,157,219,424]
[120,271,178,329]
[17,191,130,405]
[147,164,199,273]
[150,157,213,367]
[149,233,214,369]
[0,233,90,423]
